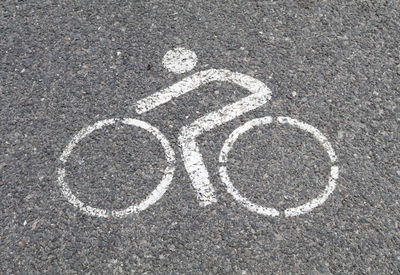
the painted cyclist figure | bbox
[58,48,339,218]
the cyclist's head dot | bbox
[163,47,197,74]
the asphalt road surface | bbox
[1,1,399,274]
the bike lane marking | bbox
[278,117,338,217]
[135,69,271,114]
[178,90,270,206]
[219,116,339,217]
[58,48,338,218]
[162,47,197,74]
[58,118,175,218]
[135,48,272,205]
[219,116,280,217]
[137,67,272,206]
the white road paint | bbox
[59,48,339,218]
[135,59,273,206]
[284,165,339,217]
[135,69,271,114]
[179,91,271,205]
[219,117,279,216]
[277,116,337,163]
[219,116,339,217]
[178,136,218,206]
[136,54,273,206]
[162,47,197,74]
[58,118,175,218]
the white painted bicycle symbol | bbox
[58,48,339,218]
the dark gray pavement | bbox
[1,1,399,273]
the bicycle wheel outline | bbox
[219,116,339,217]
[57,118,175,218]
